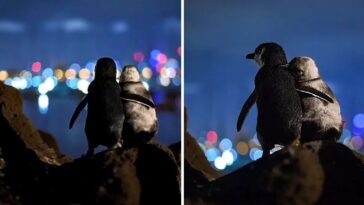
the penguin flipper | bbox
[296,85,334,103]
[121,93,156,108]
[237,90,257,132]
[69,95,89,129]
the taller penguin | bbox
[69,57,124,156]
[238,43,302,157]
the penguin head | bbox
[120,65,141,82]
[288,56,320,81]
[95,57,117,80]
[246,42,287,68]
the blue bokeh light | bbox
[353,113,364,128]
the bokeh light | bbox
[351,136,363,150]
[222,150,234,166]
[42,68,53,79]
[32,61,42,73]
[253,150,263,160]
[214,156,226,170]
[85,62,96,71]
[249,147,260,160]
[133,52,145,62]
[77,79,89,94]
[65,69,77,79]
[157,53,168,64]
[236,141,249,155]
[150,49,161,60]
[38,94,49,114]
[32,76,42,87]
[78,68,91,80]
[0,70,9,81]
[352,127,364,136]
[219,138,233,151]
[205,147,220,162]
[172,76,181,86]
[343,136,353,149]
[55,69,64,80]
[248,136,261,148]
[340,128,351,142]
[353,113,364,128]
[69,63,81,71]
[19,70,32,79]
[66,78,78,89]
[142,67,153,79]
[230,148,238,161]
[159,76,170,86]
[207,130,218,145]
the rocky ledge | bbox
[0,82,180,205]
[185,131,364,205]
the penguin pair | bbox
[69,58,158,156]
[236,43,342,157]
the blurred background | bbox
[0,0,181,157]
[185,0,364,173]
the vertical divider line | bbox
[180,0,185,204]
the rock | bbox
[0,110,49,204]
[184,107,222,198]
[39,148,141,205]
[0,82,61,165]
[37,130,72,163]
[136,142,180,205]
[185,132,222,183]
[0,82,180,205]
[184,108,221,183]
[187,140,364,205]
[311,141,364,205]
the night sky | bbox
[185,0,364,170]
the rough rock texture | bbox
[0,82,180,205]
[184,107,222,197]
[0,81,61,165]
[186,140,364,205]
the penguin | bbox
[69,57,124,156]
[286,56,343,142]
[119,65,158,147]
[237,42,303,158]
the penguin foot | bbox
[292,138,301,146]
[112,140,123,150]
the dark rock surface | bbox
[186,139,364,205]
[0,82,180,205]
[185,103,364,205]
[183,108,222,198]
[0,82,60,165]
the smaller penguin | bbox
[69,57,124,156]
[287,56,343,142]
[119,65,158,147]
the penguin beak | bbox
[246,53,255,59]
